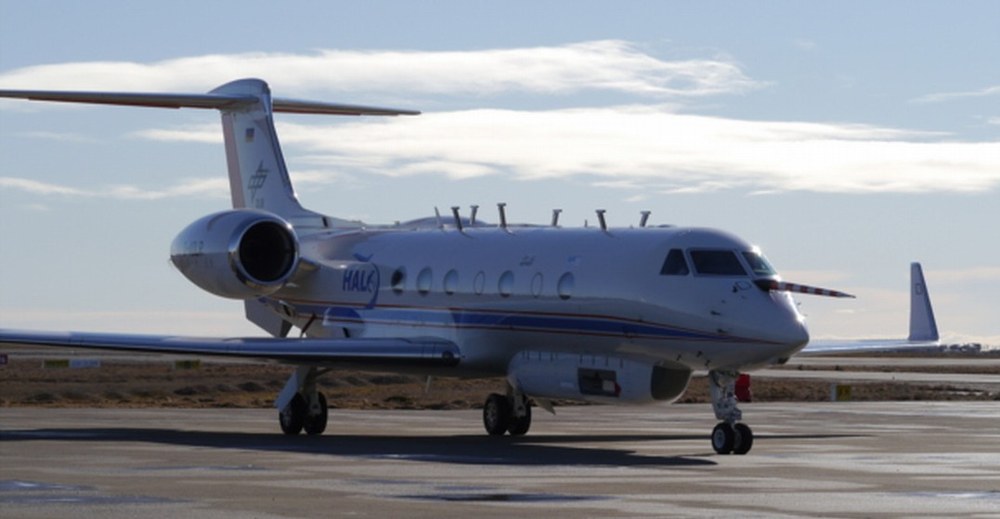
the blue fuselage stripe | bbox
[297,303,737,342]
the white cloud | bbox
[270,107,1000,194]
[0,176,228,200]
[3,42,997,197]
[925,266,1000,284]
[0,41,761,99]
[792,39,817,51]
[912,85,1000,104]
[8,105,999,198]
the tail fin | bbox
[908,262,939,342]
[0,78,418,225]
[210,79,310,218]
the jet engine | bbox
[508,352,692,405]
[170,210,299,299]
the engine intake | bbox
[170,210,299,299]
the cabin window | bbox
[498,271,514,298]
[391,268,406,294]
[530,273,543,298]
[473,271,486,295]
[659,249,689,276]
[557,272,574,300]
[690,250,747,276]
[443,269,459,295]
[417,267,433,295]
[741,251,776,277]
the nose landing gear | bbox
[709,370,754,455]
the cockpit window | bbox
[742,251,776,277]
[690,250,747,276]
[660,249,689,276]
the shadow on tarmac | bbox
[2,427,720,467]
[1,426,864,467]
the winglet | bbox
[908,262,939,342]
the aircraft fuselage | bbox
[272,223,809,379]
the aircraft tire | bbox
[507,401,532,436]
[279,393,307,435]
[303,392,328,436]
[732,423,753,455]
[483,393,511,436]
[711,422,736,454]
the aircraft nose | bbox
[777,316,810,349]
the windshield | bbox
[689,250,747,276]
[660,249,690,276]
[741,251,776,277]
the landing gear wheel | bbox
[507,401,532,436]
[303,392,328,436]
[279,393,307,435]
[711,422,736,454]
[483,393,511,436]
[732,423,753,455]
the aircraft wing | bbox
[0,329,460,368]
[798,338,939,355]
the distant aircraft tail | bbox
[908,262,939,342]
[0,78,418,226]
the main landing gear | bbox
[278,366,329,436]
[279,391,329,435]
[482,386,532,437]
[709,370,754,455]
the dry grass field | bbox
[2,347,997,409]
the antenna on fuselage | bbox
[450,206,464,232]
[497,203,508,230]
[551,209,562,227]
[596,209,608,232]
[469,205,479,225]
[434,207,443,229]
[639,210,651,228]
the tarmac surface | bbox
[2,403,999,518]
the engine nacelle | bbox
[508,352,692,405]
[170,210,299,299]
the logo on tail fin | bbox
[248,161,269,209]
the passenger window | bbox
[391,268,406,294]
[417,267,432,295]
[690,250,747,276]
[557,272,574,300]
[443,269,459,295]
[498,271,514,298]
[660,249,689,276]
[473,271,486,295]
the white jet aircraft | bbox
[0,79,939,455]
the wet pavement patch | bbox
[0,480,181,506]
[133,464,267,472]
[399,492,609,503]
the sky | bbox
[1,1,998,346]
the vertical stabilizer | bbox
[0,78,418,228]
[210,79,312,219]
[908,262,939,342]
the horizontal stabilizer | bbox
[0,88,419,116]
[0,329,459,368]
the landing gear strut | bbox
[708,370,753,455]
[482,384,532,436]
[277,366,329,436]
